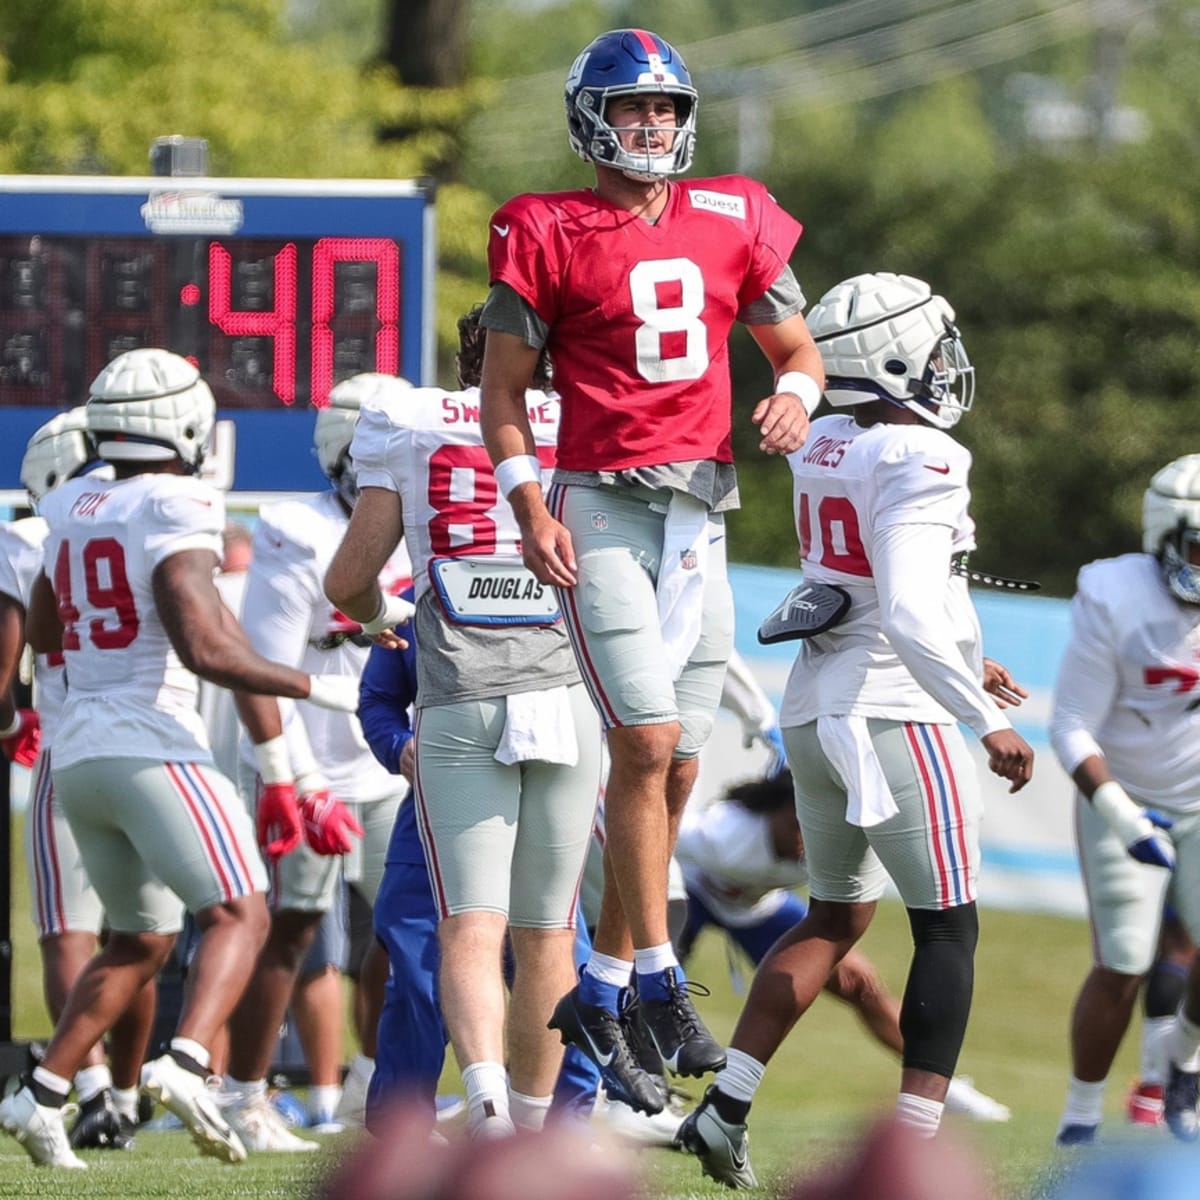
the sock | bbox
[462,1061,510,1130]
[224,1077,267,1103]
[348,1053,375,1082]
[580,953,632,1011]
[170,1037,211,1076]
[1140,1015,1174,1085]
[74,1063,113,1105]
[509,1089,552,1131]
[711,1048,764,1121]
[896,1092,943,1138]
[634,944,680,1001]
[1169,1010,1200,1073]
[112,1087,140,1124]
[308,1084,342,1120]
[1060,1076,1106,1129]
[29,1065,70,1108]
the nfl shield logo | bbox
[680,549,698,570]
[592,512,609,531]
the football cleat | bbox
[548,986,665,1115]
[1163,1064,1200,1142]
[675,1087,756,1189]
[69,1089,135,1150]
[943,1075,1011,1123]
[1125,1080,1165,1126]
[223,1091,318,1153]
[637,969,727,1078]
[599,1081,688,1148]
[141,1054,246,1163]
[1055,1122,1098,1147]
[335,1056,372,1128]
[0,1086,87,1168]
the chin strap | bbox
[951,552,1041,592]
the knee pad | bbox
[899,903,979,1079]
[1145,957,1190,1018]
[675,710,712,759]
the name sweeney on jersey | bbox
[442,396,557,426]
[467,575,547,601]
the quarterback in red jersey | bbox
[479,28,824,1113]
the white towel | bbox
[494,686,579,766]
[816,714,900,828]
[656,492,710,681]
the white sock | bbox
[896,1092,943,1138]
[462,1061,510,1130]
[74,1064,112,1104]
[1140,1015,1174,1085]
[585,952,634,988]
[714,1048,765,1104]
[509,1089,552,1131]
[633,943,678,976]
[170,1037,211,1070]
[348,1053,375,1082]
[308,1085,342,1119]
[31,1065,71,1102]
[1060,1076,1106,1128]
[111,1086,140,1124]
[224,1077,267,1103]
[1169,1010,1200,1073]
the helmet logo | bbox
[566,50,589,95]
[647,52,667,81]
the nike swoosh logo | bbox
[924,463,950,475]
[492,224,510,237]
[708,534,725,545]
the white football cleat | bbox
[223,1091,318,1153]
[0,1087,87,1169]
[141,1055,246,1163]
[598,1083,686,1148]
[945,1076,1012,1123]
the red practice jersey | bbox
[488,176,802,471]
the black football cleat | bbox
[638,968,727,1077]
[69,1090,135,1150]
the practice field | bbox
[0,822,1154,1199]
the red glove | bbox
[257,781,303,862]
[299,790,364,856]
[0,709,41,768]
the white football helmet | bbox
[87,348,215,471]
[806,272,975,430]
[1143,454,1200,604]
[20,406,101,504]
[316,373,412,508]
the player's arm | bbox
[358,601,418,776]
[0,591,38,767]
[874,521,1034,792]
[324,486,411,650]
[746,310,823,456]
[480,326,576,587]
[25,571,61,656]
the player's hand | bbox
[752,391,811,455]
[1091,780,1176,870]
[981,728,1034,793]
[398,738,415,784]
[744,723,788,778]
[299,789,364,856]
[257,781,303,861]
[359,593,415,650]
[982,659,1028,709]
[515,500,577,588]
[0,709,41,768]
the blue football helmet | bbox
[565,29,698,181]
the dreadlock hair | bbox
[456,303,553,391]
[725,769,796,815]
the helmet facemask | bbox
[1161,523,1200,605]
[905,323,975,429]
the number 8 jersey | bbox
[39,473,224,770]
[487,176,802,471]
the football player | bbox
[222,378,414,1151]
[1050,454,1200,1144]
[478,27,824,1109]
[0,349,359,1168]
[676,272,1033,1186]
[325,307,603,1138]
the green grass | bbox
[0,820,1148,1197]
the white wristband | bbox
[253,735,293,785]
[776,371,823,416]
[360,592,416,637]
[493,454,542,500]
[1090,780,1144,844]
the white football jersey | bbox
[675,800,807,927]
[238,489,412,804]
[39,473,225,769]
[352,385,559,598]
[0,517,67,746]
[778,414,1003,736]
[1051,553,1200,812]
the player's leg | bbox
[1058,792,1166,1143]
